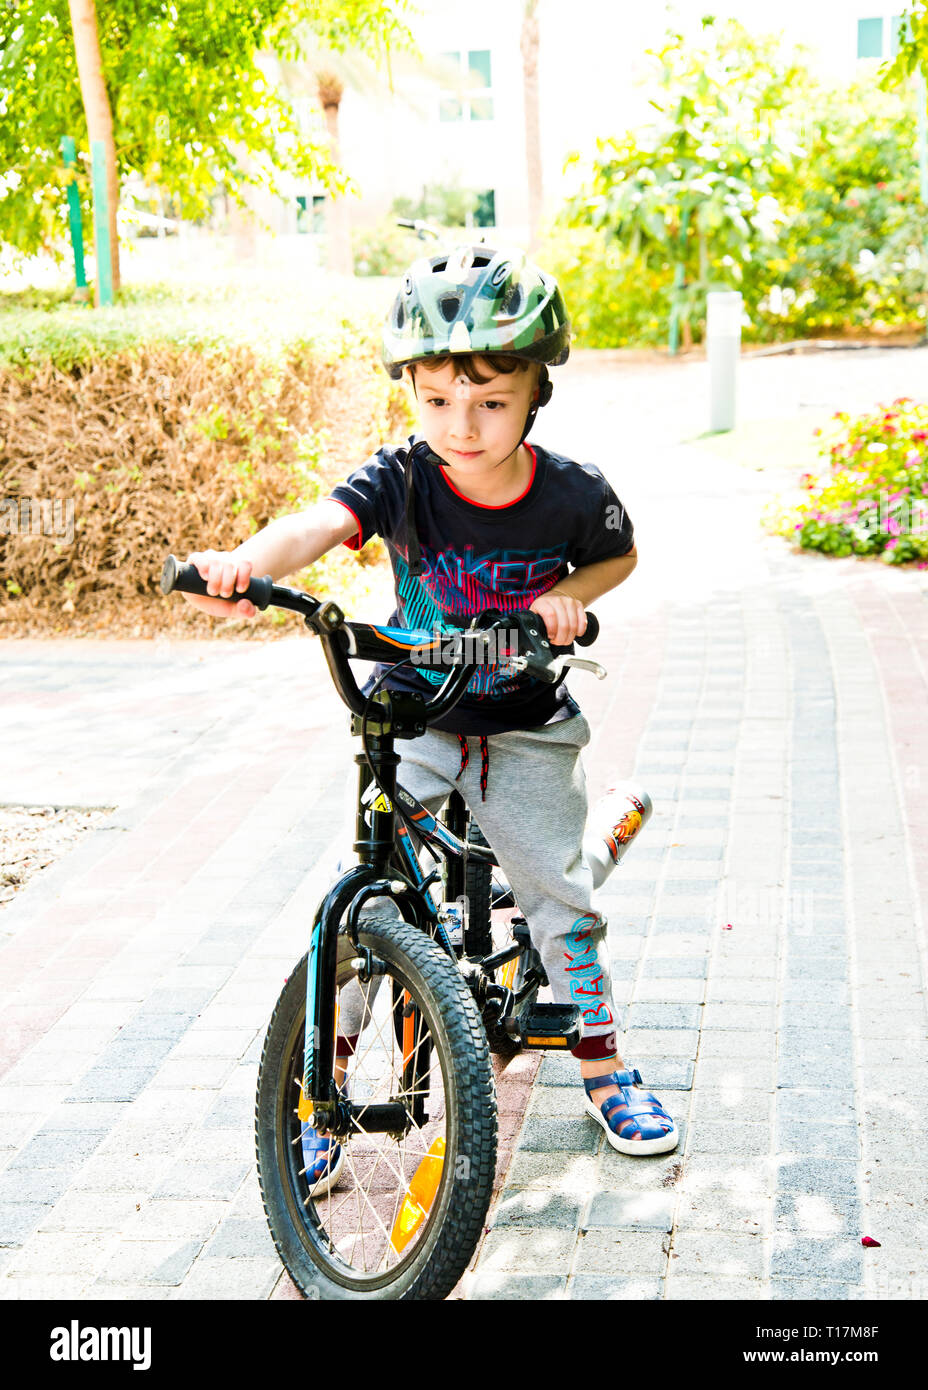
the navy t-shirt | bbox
[328,437,634,735]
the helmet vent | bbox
[499,281,525,316]
[491,260,510,286]
[393,300,406,330]
[438,293,462,322]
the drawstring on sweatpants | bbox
[455,734,490,801]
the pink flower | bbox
[913,430,928,443]
[847,196,860,208]
[906,451,921,466]
[885,538,898,549]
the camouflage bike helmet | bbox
[382,242,570,383]
[383,243,571,576]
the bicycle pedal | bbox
[513,1003,582,1051]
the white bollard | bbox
[707,290,742,433]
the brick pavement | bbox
[3,348,928,1300]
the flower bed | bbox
[766,398,928,566]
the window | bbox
[857,14,905,59]
[439,49,493,122]
[858,17,883,58]
[296,195,326,234]
[474,189,496,227]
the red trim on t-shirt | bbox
[332,499,364,550]
[440,444,537,510]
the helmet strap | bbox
[518,364,552,446]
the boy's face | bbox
[409,358,539,474]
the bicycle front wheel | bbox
[255,915,497,1300]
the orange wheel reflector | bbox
[389,1136,446,1254]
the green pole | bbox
[917,69,928,204]
[668,204,691,356]
[90,139,114,306]
[60,136,88,293]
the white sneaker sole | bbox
[306,1141,345,1197]
[584,1097,679,1156]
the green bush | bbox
[537,225,672,348]
[352,218,430,277]
[765,399,928,565]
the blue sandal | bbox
[300,1121,345,1196]
[301,1085,348,1196]
[583,1067,679,1156]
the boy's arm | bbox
[183,500,358,618]
[530,547,637,647]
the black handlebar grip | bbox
[575,612,599,647]
[160,555,275,610]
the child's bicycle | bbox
[161,556,619,1301]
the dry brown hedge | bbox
[0,337,411,637]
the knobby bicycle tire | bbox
[255,915,497,1301]
[464,819,493,960]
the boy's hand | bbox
[529,590,587,647]
[182,550,258,618]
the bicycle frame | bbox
[302,687,503,1135]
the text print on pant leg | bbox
[564,914,613,1028]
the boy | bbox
[183,244,678,1170]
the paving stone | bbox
[573,1228,668,1275]
[769,1234,864,1282]
[769,1278,855,1299]
[7,1128,110,1171]
[775,1155,859,1195]
[171,1255,282,1299]
[673,1190,769,1235]
[477,1225,576,1273]
[773,1191,862,1237]
[701,1003,776,1030]
[202,1218,279,1259]
[670,1229,765,1277]
[504,1151,600,1192]
[633,979,706,1004]
[584,1189,676,1232]
[489,1190,585,1229]
[775,1121,860,1159]
[517,1118,600,1154]
[568,1274,662,1299]
[664,1273,769,1299]
[0,1202,52,1247]
[153,1161,251,1201]
[625,1003,703,1030]
[640,956,709,978]
[686,1121,772,1157]
[466,1273,568,1300]
[774,1092,857,1128]
[698,1032,776,1060]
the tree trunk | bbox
[68,0,120,301]
[317,70,353,276]
[521,0,542,254]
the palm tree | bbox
[67,0,120,300]
[314,68,353,275]
[521,0,543,254]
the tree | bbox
[521,0,542,254]
[315,66,352,274]
[0,1,414,287]
[560,17,808,350]
[67,0,119,301]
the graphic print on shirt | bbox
[564,912,613,1029]
[393,545,565,698]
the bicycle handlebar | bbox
[160,555,600,723]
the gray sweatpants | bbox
[336,714,619,1062]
